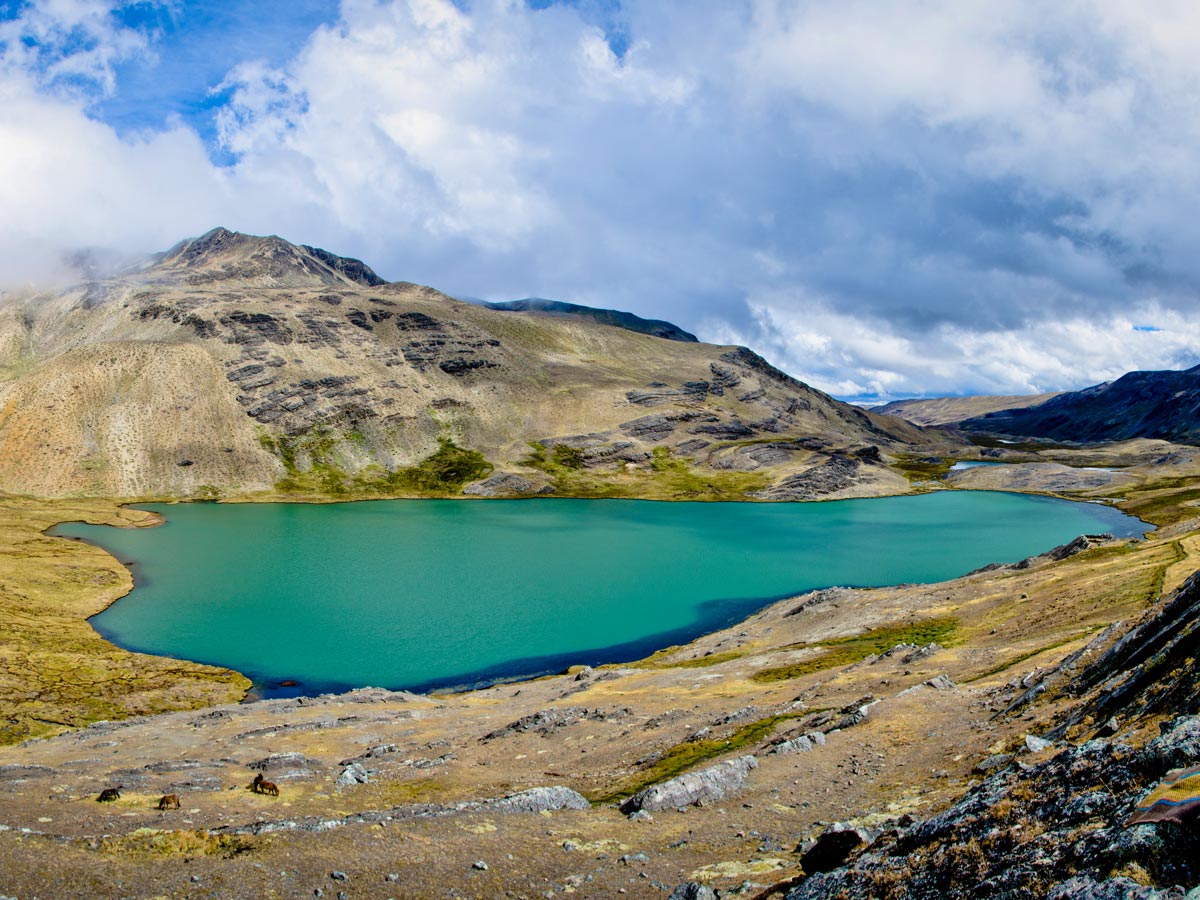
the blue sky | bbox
[97,1,339,154]
[2,0,1200,400]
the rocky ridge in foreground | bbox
[783,569,1200,900]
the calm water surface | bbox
[57,493,1146,696]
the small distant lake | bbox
[950,461,1119,473]
[56,493,1147,697]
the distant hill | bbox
[479,298,698,343]
[962,365,1200,444]
[0,228,947,499]
[876,392,1062,427]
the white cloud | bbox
[4,0,1200,396]
[728,293,1200,398]
[0,0,152,98]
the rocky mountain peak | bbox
[148,228,386,288]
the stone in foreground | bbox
[619,755,758,814]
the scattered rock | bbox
[472,860,489,871]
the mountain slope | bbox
[876,392,1062,427]
[963,365,1200,444]
[0,229,947,499]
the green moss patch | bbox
[891,455,954,483]
[266,428,493,497]
[523,442,770,500]
[633,647,749,669]
[1112,476,1200,526]
[751,616,960,683]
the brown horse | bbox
[96,786,122,802]
[252,773,279,796]
[156,793,180,810]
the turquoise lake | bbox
[56,492,1147,697]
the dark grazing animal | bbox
[252,773,279,796]
[96,786,122,802]
[156,793,181,810]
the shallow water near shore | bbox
[57,492,1146,697]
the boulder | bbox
[770,732,826,755]
[1025,734,1053,753]
[336,763,369,786]
[667,883,717,900]
[619,755,758,814]
[799,822,875,873]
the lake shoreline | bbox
[0,491,1192,899]
[2,438,1168,744]
[55,489,1147,707]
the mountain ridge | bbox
[962,364,1200,444]
[145,226,387,288]
[0,229,947,499]
[479,297,699,343]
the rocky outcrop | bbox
[481,707,629,741]
[1009,533,1118,570]
[462,473,553,496]
[768,731,826,755]
[1047,570,1200,736]
[480,786,590,813]
[750,455,863,500]
[618,755,758,814]
[786,718,1200,899]
[781,570,1200,900]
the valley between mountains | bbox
[2,230,1200,899]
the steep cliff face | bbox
[0,229,944,499]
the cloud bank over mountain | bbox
[3,0,1200,398]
